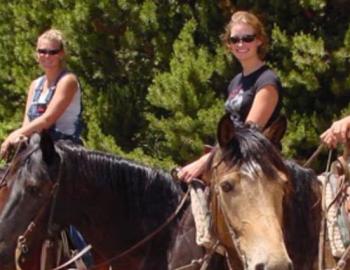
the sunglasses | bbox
[37,48,62,55]
[228,34,256,44]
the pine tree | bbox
[146,19,229,164]
[1,0,350,170]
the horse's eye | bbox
[27,185,40,197]
[220,181,234,193]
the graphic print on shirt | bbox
[225,85,244,120]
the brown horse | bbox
[283,153,350,270]
[0,162,114,270]
[201,114,323,269]
[2,123,342,269]
[0,166,44,270]
[0,132,227,270]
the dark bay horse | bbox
[0,132,226,269]
[0,165,71,270]
[0,166,44,270]
[201,114,322,269]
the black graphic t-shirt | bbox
[224,65,282,128]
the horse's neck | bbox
[58,152,181,242]
[56,155,123,233]
[283,179,321,269]
[59,150,123,193]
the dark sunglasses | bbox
[37,48,62,55]
[228,34,256,44]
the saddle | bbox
[318,156,350,258]
[15,230,89,270]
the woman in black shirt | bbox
[178,11,283,182]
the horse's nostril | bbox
[255,263,265,270]
[254,260,292,270]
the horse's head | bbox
[204,114,293,270]
[0,132,60,266]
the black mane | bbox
[16,139,183,233]
[213,122,288,179]
[283,160,320,264]
[208,120,321,267]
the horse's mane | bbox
[283,159,320,262]
[18,139,183,231]
[210,122,289,179]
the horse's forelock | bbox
[217,124,288,179]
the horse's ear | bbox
[39,131,58,166]
[217,113,236,148]
[262,115,287,150]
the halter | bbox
[15,145,64,269]
[209,155,248,269]
[6,141,194,270]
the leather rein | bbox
[1,142,191,270]
[318,147,350,270]
[1,139,270,270]
[87,188,190,270]
[209,156,247,269]
[0,141,66,269]
[302,142,350,269]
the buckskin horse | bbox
[200,114,323,269]
[0,118,339,270]
[0,132,228,269]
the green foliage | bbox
[282,112,319,157]
[298,0,326,11]
[0,0,350,171]
[145,19,227,164]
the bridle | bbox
[7,143,191,270]
[208,154,248,269]
[0,139,64,269]
[18,148,189,270]
[14,145,64,269]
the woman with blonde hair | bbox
[178,11,284,182]
[1,28,84,157]
[0,28,90,267]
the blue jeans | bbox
[68,225,94,267]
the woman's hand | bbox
[177,153,210,183]
[0,130,25,158]
[320,116,350,148]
